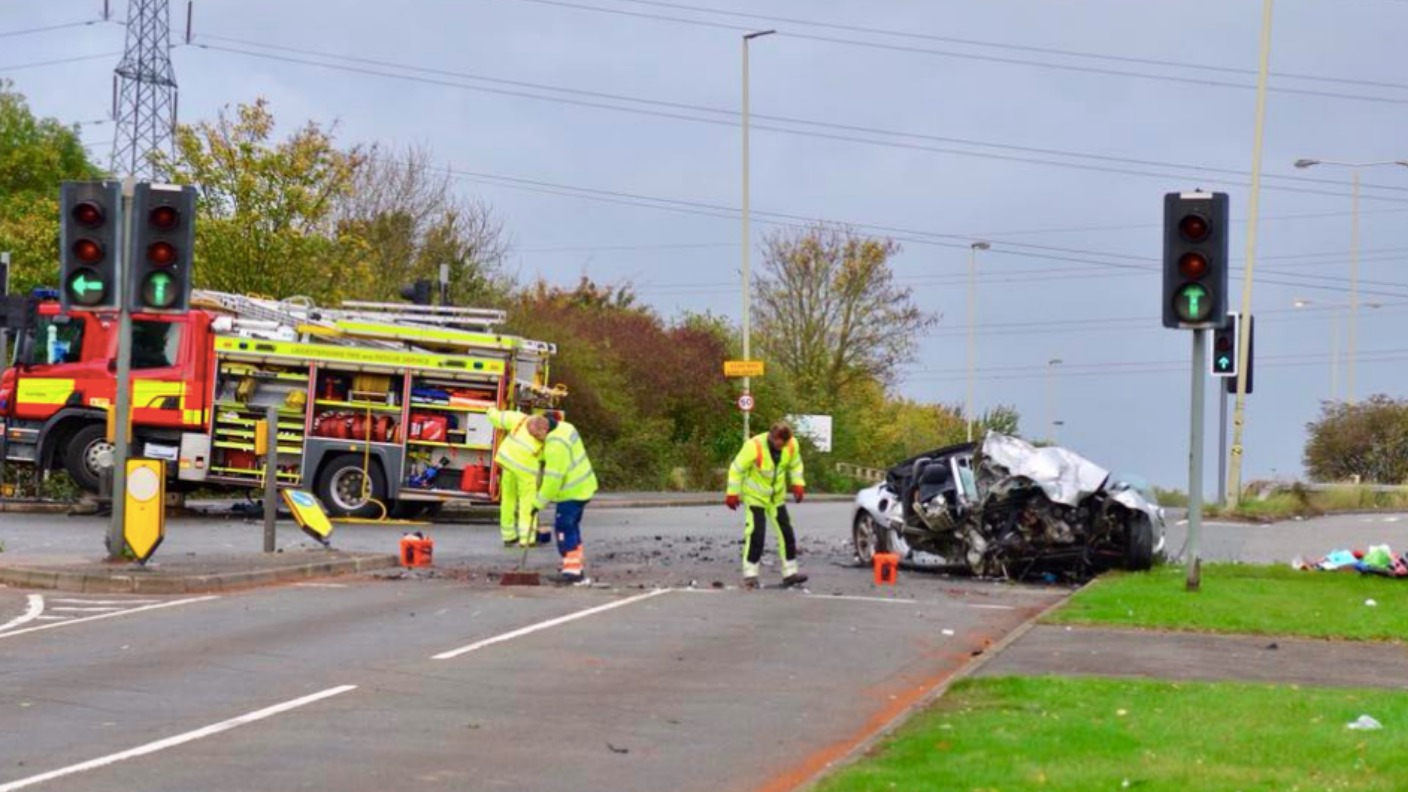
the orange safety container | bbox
[399,533,434,568]
[460,465,490,493]
[873,552,899,585]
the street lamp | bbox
[1045,358,1063,444]
[1292,158,1408,403]
[740,28,774,442]
[966,241,990,442]
[1292,297,1383,401]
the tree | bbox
[336,145,510,306]
[153,99,367,303]
[1304,395,1408,484]
[754,224,938,405]
[0,80,102,294]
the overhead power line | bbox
[192,38,1408,203]
[0,52,120,73]
[494,0,1408,107]
[0,19,102,39]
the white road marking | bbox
[0,595,44,634]
[51,599,160,606]
[0,685,357,792]
[967,603,1018,611]
[433,588,672,660]
[50,607,126,613]
[0,596,218,641]
[802,594,918,605]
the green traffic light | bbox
[66,269,106,307]
[1173,283,1212,324]
[142,271,177,309]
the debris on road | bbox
[1291,544,1408,579]
[1347,715,1384,731]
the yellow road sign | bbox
[123,459,165,564]
[283,489,334,545]
[723,360,765,378]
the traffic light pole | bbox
[1186,329,1207,592]
[108,180,136,561]
[1217,388,1229,505]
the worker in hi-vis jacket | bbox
[725,422,808,589]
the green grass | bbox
[1206,485,1408,521]
[1048,564,1408,641]
[816,676,1408,792]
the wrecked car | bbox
[852,433,1165,581]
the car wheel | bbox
[852,511,892,565]
[63,424,113,494]
[316,454,386,518]
[1123,514,1155,571]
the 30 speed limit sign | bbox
[737,394,755,412]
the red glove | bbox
[725,494,740,511]
[792,485,805,503]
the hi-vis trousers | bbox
[742,504,798,579]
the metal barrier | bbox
[835,462,886,483]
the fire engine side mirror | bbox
[107,358,117,373]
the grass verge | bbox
[1207,484,1408,521]
[815,676,1408,792]
[1047,564,1407,641]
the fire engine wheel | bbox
[316,455,387,518]
[64,424,114,494]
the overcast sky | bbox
[8,0,1408,489]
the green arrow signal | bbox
[143,272,177,308]
[72,274,101,294]
[1218,355,1231,370]
[1174,284,1212,323]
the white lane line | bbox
[0,595,45,634]
[50,607,126,613]
[802,594,918,605]
[51,599,160,606]
[0,685,357,792]
[967,603,1018,611]
[433,588,672,660]
[0,596,218,641]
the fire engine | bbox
[0,290,562,517]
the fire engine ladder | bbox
[193,291,397,348]
[336,301,507,331]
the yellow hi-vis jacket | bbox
[487,408,542,478]
[727,433,805,508]
[535,421,598,509]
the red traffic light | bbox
[149,205,180,230]
[72,239,104,263]
[1178,252,1208,279]
[147,241,177,266]
[71,201,105,228]
[1179,213,1210,242]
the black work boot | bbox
[781,573,809,588]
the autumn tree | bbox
[336,145,510,306]
[0,80,102,294]
[1304,395,1408,483]
[754,224,937,405]
[153,99,367,303]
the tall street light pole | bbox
[1293,158,1408,404]
[965,241,990,442]
[1293,297,1382,401]
[740,29,774,442]
[1045,358,1063,443]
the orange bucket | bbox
[873,552,899,585]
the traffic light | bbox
[59,181,122,311]
[400,279,433,306]
[1226,314,1255,395]
[1162,191,1230,330]
[128,183,197,313]
[1210,312,1239,378]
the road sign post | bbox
[737,394,755,412]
